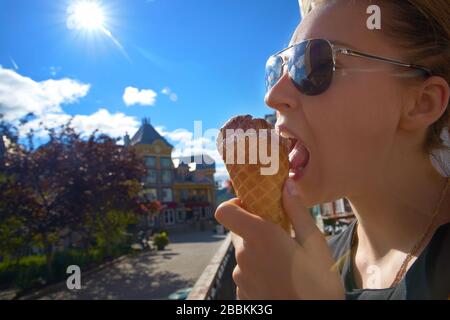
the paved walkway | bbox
[24,230,226,300]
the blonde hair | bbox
[381,0,449,156]
[308,0,449,168]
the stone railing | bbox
[187,232,236,300]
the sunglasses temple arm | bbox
[335,48,432,75]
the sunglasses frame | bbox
[267,38,433,94]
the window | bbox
[321,202,334,216]
[162,188,173,202]
[198,189,207,201]
[160,157,172,168]
[145,156,156,168]
[193,207,202,218]
[146,169,158,184]
[161,170,172,184]
[144,188,158,201]
[335,199,345,214]
[200,207,207,219]
[176,208,185,222]
[344,198,352,212]
[180,189,189,201]
[164,209,175,225]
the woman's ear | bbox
[398,76,450,131]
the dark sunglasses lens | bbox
[265,55,283,92]
[288,39,334,96]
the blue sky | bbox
[0,0,302,182]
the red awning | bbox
[163,202,179,209]
[184,201,211,208]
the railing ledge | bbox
[188,232,235,300]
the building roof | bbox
[176,154,216,170]
[130,118,173,148]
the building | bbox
[316,198,355,235]
[264,113,277,126]
[125,118,217,232]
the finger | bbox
[232,265,243,287]
[233,266,251,300]
[231,232,243,248]
[215,198,267,243]
[282,179,328,252]
[236,286,250,300]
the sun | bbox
[67,1,106,31]
[66,0,129,60]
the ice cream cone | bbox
[216,115,292,233]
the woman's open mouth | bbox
[277,125,311,181]
[288,139,310,181]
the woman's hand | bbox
[215,179,345,300]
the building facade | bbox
[125,118,217,232]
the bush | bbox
[0,244,132,293]
[153,232,169,250]
[0,255,46,290]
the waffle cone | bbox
[217,115,291,233]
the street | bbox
[24,230,226,300]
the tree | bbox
[0,115,148,276]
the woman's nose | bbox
[264,71,300,113]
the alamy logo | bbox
[219,128,281,176]
[172,121,282,176]
[366,265,381,289]
[366,5,381,30]
[66,265,81,290]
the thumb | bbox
[283,178,324,251]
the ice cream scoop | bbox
[216,115,292,233]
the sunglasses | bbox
[265,38,433,96]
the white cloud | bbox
[0,66,138,142]
[169,93,178,102]
[71,109,140,138]
[0,66,90,121]
[156,126,193,143]
[161,87,171,95]
[19,109,140,141]
[161,86,178,102]
[156,125,228,184]
[123,86,157,106]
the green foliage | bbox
[0,216,28,261]
[0,244,132,292]
[153,232,169,250]
[91,210,138,255]
[0,115,148,289]
[0,255,46,290]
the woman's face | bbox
[266,1,411,206]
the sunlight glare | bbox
[68,1,105,31]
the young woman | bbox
[215,0,450,299]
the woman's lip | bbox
[276,124,311,177]
[275,124,308,148]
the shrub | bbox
[0,255,46,290]
[0,244,132,293]
[153,232,169,250]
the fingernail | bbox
[286,179,299,196]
